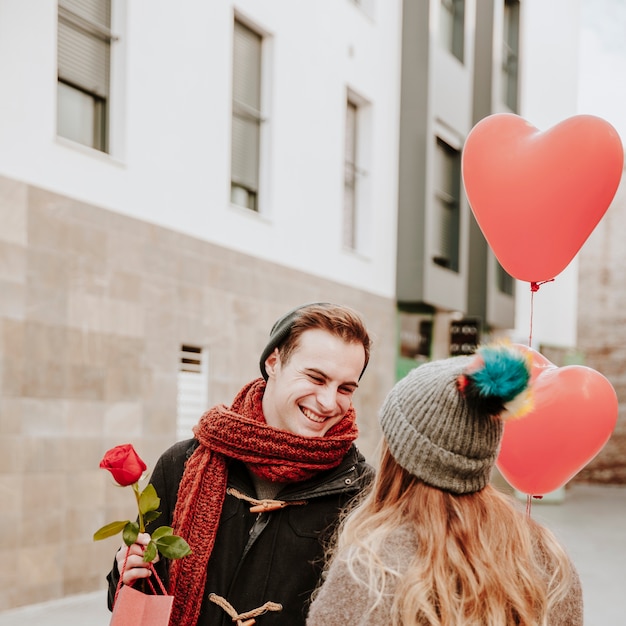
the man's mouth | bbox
[301,407,328,423]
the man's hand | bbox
[115,533,160,584]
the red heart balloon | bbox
[496,346,618,496]
[462,114,624,283]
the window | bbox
[502,0,520,111]
[433,137,461,272]
[449,318,480,356]
[399,312,433,360]
[440,0,465,62]
[343,101,359,249]
[57,0,115,152]
[343,95,370,251]
[396,311,432,380]
[231,19,264,211]
[177,345,209,441]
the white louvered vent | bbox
[176,344,209,441]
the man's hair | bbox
[277,303,371,374]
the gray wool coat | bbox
[306,525,584,625]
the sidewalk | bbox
[0,483,624,626]
[531,483,626,625]
[0,591,110,626]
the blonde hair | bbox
[326,443,575,625]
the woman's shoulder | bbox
[530,524,584,626]
[344,524,418,573]
[385,524,419,554]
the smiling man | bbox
[106,303,373,626]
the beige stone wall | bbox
[0,176,396,610]
[576,168,626,484]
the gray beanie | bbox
[379,345,531,494]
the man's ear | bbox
[264,348,280,378]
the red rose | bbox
[99,444,147,486]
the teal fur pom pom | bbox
[469,345,530,403]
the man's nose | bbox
[317,386,338,413]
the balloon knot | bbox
[530,279,555,293]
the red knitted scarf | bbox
[167,377,359,626]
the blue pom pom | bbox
[469,345,530,403]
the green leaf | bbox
[151,526,173,541]
[139,484,160,515]
[122,521,140,546]
[143,510,162,524]
[155,534,192,560]
[142,541,158,563]
[93,520,130,541]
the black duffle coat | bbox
[107,437,373,625]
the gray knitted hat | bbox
[379,344,532,494]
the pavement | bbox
[0,483,624,626]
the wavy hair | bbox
[324,443,576,625]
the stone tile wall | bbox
[0,176,396,610]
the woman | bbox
[307,343,583,625]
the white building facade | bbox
[0,0,401,293]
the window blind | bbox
[343,101,358,249]
[177,345,209,441]
[231,20,262,192]
[58,0,112,98]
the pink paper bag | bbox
[110,577,173,626]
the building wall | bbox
[516,0,626,485]
[514,0,582,349]
[576,170,626,483]
[396,0,519,364]
[0,177,396,609]
[570,0,626,483]
[0,0,401,299]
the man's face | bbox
[262,328,365,437]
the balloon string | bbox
[528,280,555,346]
[526,280,553,518]
[529,288,535,347]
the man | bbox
[107,302,373,625]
